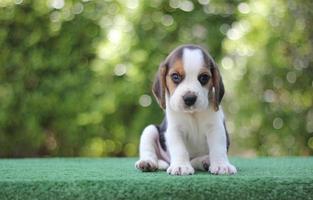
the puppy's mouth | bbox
[182,105,198,113]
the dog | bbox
[135,44,237,175]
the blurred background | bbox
[0,0,312,158]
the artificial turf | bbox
[0,157,312,200]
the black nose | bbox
[183,94,197,106]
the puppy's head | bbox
[152,44,224,113]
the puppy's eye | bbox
[171,73,182,84]
[198,74,210,85]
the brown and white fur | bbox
[135,44,237,175]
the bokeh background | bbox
[0,0,312,158]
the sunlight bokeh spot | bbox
[73,3,84,15]
[126,0,139,10]
[179,0,194,12]
[114,64,127,76]
[221,56,234,70]
[192,25,207,39]
[139,94,152,107]
[286,71,297,84]
[83,137,105,157]
[105,140,116,153]
[219,23,230,35]
[226,28,242,40]
[107,29,122,44]
[49,0,64,9]
[273,118,284,130]
[169,0,179,9]
[263,89,276,103]
[162,15,174,27]
[238,3,250,14]
[198,0,210,5]
[15,0,23,4]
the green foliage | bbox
[0,0,103,156]
[223,0,313,155]
[0,0,312,157]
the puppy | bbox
[135,44,237,175]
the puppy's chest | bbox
[182,119,209,158]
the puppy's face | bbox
[165,48,211,112]
[153,45,224,113]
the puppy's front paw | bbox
[167,163,195,176]
[135,159,158,172]
[190,155,210,171]
[209,161,237,175]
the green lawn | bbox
[0,157,312,200]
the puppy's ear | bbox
[210,61,225,111]
[152,62,167,109]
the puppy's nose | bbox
[183,94,197,106]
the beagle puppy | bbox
[135,44,237,175]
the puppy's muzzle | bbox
[183,93,197,106]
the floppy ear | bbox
[152,62,167,109]
[210,61,225,111]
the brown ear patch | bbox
[152,63,167,109]
[210,66,225,111]
[152,46,184,109]
[166,58,185,95]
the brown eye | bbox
[171,73,182,84]
[198,74,210,85]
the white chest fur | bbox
[165,107,225,159]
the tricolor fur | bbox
[135,44,237,175]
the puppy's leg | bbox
[158,159,169,170]
[190,155,210,171]
[135,125,159,172]
[166,128,195,175]
[207,123,237,175]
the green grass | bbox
[0,157,312,200]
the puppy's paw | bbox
[167,163,195,176]
[135,159,158,172]
[202,159,210,171]
[191,155,210,171]
[158,160,170,170]
[209,161,237,175]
